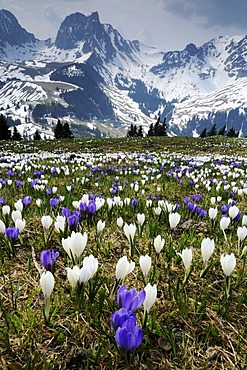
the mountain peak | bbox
[54,11,102,50]
[0,9,36,46]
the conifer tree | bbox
[147,123,154,137]
[54,119,64,139]
[207,123,217,137]
[218,125,226,136]
[200,128,207,138]
[63,122,74,139]
[33,130,42,140]
[12,126,22,140]
[0,114,11,140]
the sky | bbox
[0,0,247,51]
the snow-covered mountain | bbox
[0,8,247,138]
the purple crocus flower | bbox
[22,196,32,206]
[67,214,79,229]
[117,285,146,312]
[80,202,87,213]
[88,201,96,215]
[62,207,71,217]
[115,319,143,353]
[187,201,196,213]
[40,249,59,272]
[49,198,60,208]
[111,308,136,330]
[5,226,19,241]
[132,199,138,207]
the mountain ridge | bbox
[0,9,246,138]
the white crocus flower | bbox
[115,256,135,281]
[41,215,53,231]
[0,220,6,234]
[154,235,165,255]
[143,283,157,313]
[40,271,55,321]
[208,207,218,220]
[169,212,181,230]
[97,220,105,234]
[228,205,239,220]
[2,205,10,215]
[220,253,236,277]
[12,210,22,223]
[139,254,152,278]
[177,248,192,275]
[15,218,26,233]
[66,265,80,289]
[201,237,214,265]
[117,217,124,229]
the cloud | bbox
[163,0,247,29]
[43,5,63,26]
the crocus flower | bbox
[22,196,32,207]
[201,237,215,265]
[139,254,152,278]
[5,226,19,241]
[154,235,165,255]
[2,205,10,216]
[15,218,26,233]
[49,198,60,208]
[41,215,53,231]
[208,207,218,220]
[220,253,236,277]
[123,223,137,244]
[40,249,59,272]
[117,285,146,312]
[169,212,181,230]
[40,270,55,321]
[66,265,80,289]
[220,216,230,241]
[62,231,88,262]
[177,248,192,275]
[12,210,22,223]
[111,308,136,329]
[14,199,23,212]
[0,220,6,234]
[115,256,135,282]
[143,283,157,313]
[82,254,98,278]
[54,215,66,233]
[237,226,247,253]
[97,220,105,234]
[115,319,143,353]
[228,205,239,220]
[78,266,92,283]
[117,217,124,229]
[137,213,145,227]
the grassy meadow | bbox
[0,136,247,369]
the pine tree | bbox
[218,125,226,136]
[160,117,168,136]
[207,123,217,137]
[12,126,22,140]
[147,123,154,137]
[200,128,207,138]
[138,125,143,137]
[227,127,238,137]
[33,130,42,140]
[154,117,161,136]
[54,119,64,139]
[63,122,74,139]
[0,114,11,140]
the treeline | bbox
[200,124,239,138]
[0,113,74,140]
[127,116,168,137]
